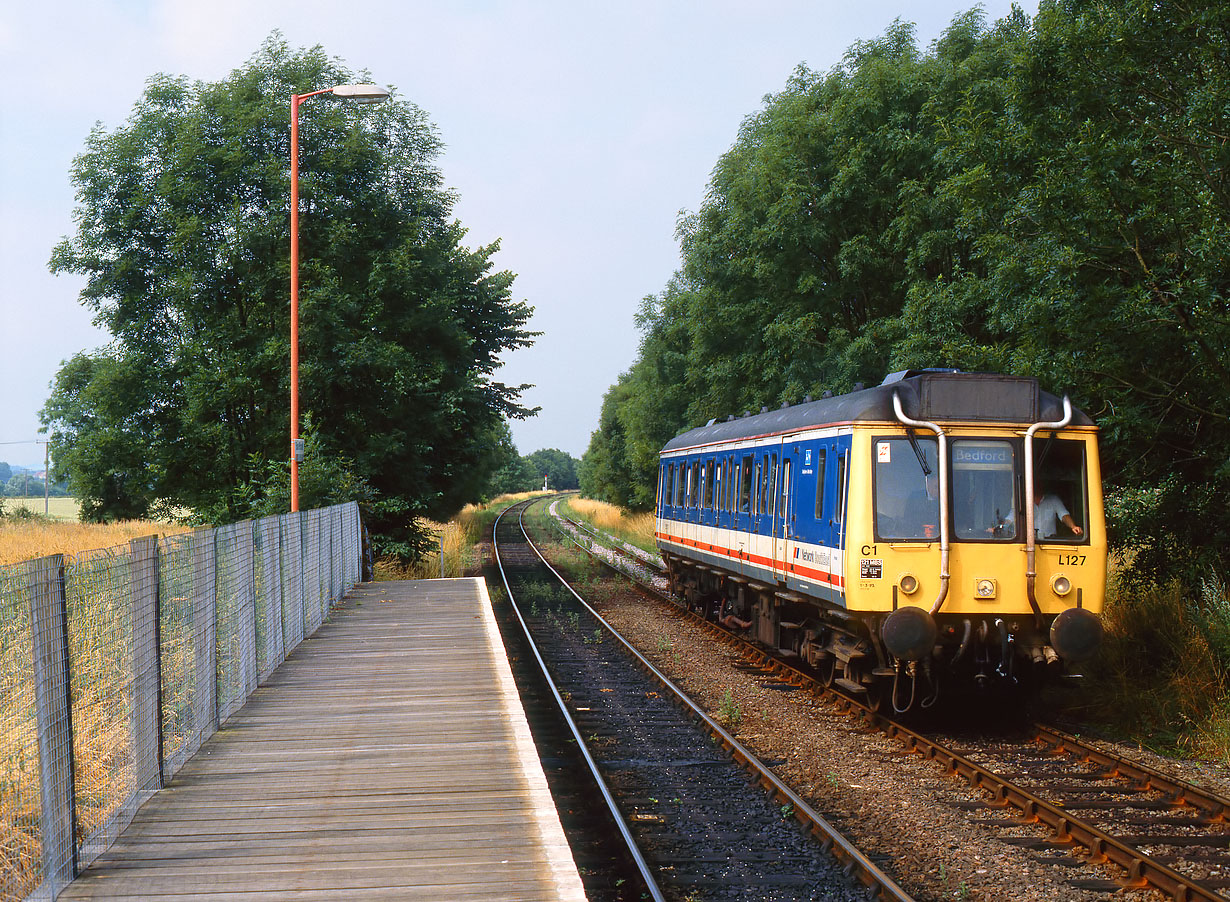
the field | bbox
[0,516,188,567]
[2,496,79,521]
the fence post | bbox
[194,529,219,734]
[28,554,77,891]
[129,536,163,792]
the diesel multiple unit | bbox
[655,370,1105,713]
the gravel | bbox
[575,583,1178,902]
[529,508,1229,902]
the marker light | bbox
[1052,575,1072,597]
[899,574,919,595]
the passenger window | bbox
[703,460,715,509]
[874,438,939,540]
[836,453,848,528]
[769,454,779,518]
[781,459,791,524]
[674,464,684,507]
[759,455,770,516]
[740,456,753,513]
[814,450,828,520]
[1035,439,1088,543]
[953,440,1017,540]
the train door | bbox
[730,450,752,573]
[829,435,852,601]
[773,451,792,574]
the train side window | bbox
[814,450,828,520]
[1036,439,1088,543]
[836,453,848,529]
[768,454,779,519]
[781,459,791,525]
[674,464,684,507]
[704,460,715,509]
[690,462,700,508]
[750,461,757,516]
[739,455,753,513]
[874,437,939,540]
[731,458,740,512]
[759,454,770,516]
[664,464,673,510]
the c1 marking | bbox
[860,544,877,556]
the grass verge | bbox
[561,496,657,555]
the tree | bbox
[485,430,538,497]
[579,374,638,508]
[44,36,536,551]
[587,2,1230,578]
[525,448,579,491]
[897,0,1230,577]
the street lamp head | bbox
[330,84,391,103]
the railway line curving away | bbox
[492,496,911,901]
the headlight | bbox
[1052,575,1072,596]
[899,574,919,595]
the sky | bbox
[0,0,1039,469]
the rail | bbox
[556,502,1228,902]
[0,502,364,902]
[493,499,666,902]
[530,498,915,901]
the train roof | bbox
[661,370,1093,453]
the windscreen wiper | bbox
[905,427,931,476]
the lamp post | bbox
[290,83,389,512]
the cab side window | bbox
[1035,439,1088,543]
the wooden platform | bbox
[59,579,587,901]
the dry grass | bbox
[0,520,188,567]
[372,493,550,582]
[374,519,472,580]
[564,496,657,554]
[1060,569,1230,763]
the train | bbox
[654,369,1105,714]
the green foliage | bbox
[195,413,374,522]
[525,447,579,491]
[1073,576,1230,757]
[585,3,1230,577]
[43,35,536,551]
[483,420,537,497]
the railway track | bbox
[546,498,1230,902]
[494,497,913,902]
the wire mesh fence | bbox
[0,502,362,902]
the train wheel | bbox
[863,677,889,714]
[816,653,836,688]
